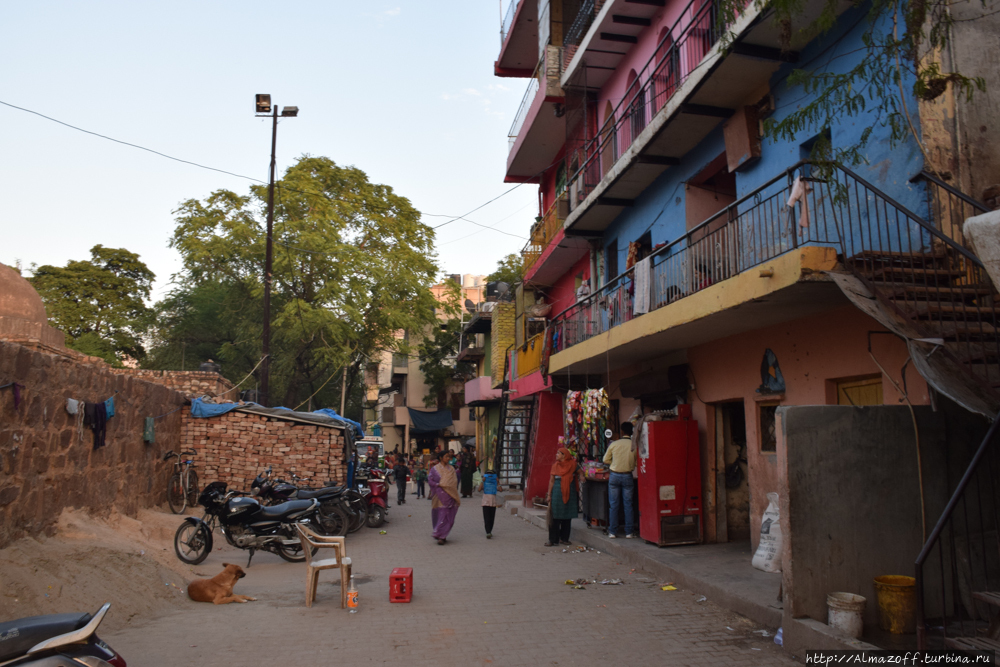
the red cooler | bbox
[638,417,703,546]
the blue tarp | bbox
[311,408,365,439]
[407,408,454,435]
[189,399,364,438]
[190,398,254,418]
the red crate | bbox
[389,567,413,603]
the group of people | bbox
[423,448,502,544]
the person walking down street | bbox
[393,458,410,506]
[414,462,428,499]
[478,465,504,539]
[460,446,476,498]
[603,422,637,538]
[545,447,582,547]
[427,451,460,545]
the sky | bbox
[1,1,536,301]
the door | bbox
[716,401,750,542]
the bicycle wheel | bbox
[167,473,185,514]
[185,468,200,507]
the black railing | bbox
[913,171,989,244]
[563,0,597,54]
[916,418,1000,651]
[567,0,722,207]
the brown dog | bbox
[187,563,257,604]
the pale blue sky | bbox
[1,1,536,300]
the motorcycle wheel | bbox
[167,474,186,515]
[174,522,210,564]
[345,490,367,533]
[315,505,350,536]
[367,504,386,528]
[273,531,307,563]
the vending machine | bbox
[637,414,703,546]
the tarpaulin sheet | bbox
[311,408,365,438]
[407,408,454,434]
[190,398,251,418]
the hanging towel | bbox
[1,382,24,409]
[786,176,811,233]
[143,417,155,444]
[633,256,652,314]
[104,396,115,418]
[66,398,81,415]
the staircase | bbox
[493,348,534,489]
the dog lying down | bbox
[187,563,258,604]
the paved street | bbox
[103,493,797,666]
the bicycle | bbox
[163,449,199,514]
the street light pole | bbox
[261,104,278,407]
[255,94,298,407]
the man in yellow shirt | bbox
[602,422,637,538]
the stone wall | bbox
[111,369,234,399]
[179,409,348,493]
[0,341,187,548]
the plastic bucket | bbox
[827,592,866,638]
[873,575,916,634]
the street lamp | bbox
[255,94,299,406]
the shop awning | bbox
[407,408,454,434]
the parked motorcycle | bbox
[354,465,390,527]
[0,603,126,666]
[174,482,325,566]
[250,467,363,534]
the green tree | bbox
[146,156,440,414]
[417,280,473,407]
[29,245,154,364]
[485,253,524,287]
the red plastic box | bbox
[389,567,413,603]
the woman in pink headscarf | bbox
[427,450,461,544]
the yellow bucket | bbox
[874,575,916,634]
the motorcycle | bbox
[250,467,364,534]
[0,603,126,666]
[174,482,326,566]
[354,465,390,527]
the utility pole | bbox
[254,94,298,406]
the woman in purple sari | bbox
[427,451,461,544]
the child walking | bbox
[478,466,503,539]
[414,462,428,499]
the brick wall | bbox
[179,409,348,492]
[491,302,515,389]
[0,341,187,548]
[111,369,234,398]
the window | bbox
[636,231,653,261]
[759,403,778,452]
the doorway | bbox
[716,401,750,542]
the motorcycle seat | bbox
[257,499,315,519]
[0,612,91,662]
[295,486,345,499]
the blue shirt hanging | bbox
[104,396,115,418]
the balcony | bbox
[506,45,566,182]
[465,375,503,406]
[522,194,590,286]
[563,0,847,235]
[561,0,662,85]
[497,0,540,77]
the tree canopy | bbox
[145,156,440,413]
[485,253,524,287]
[30,245,154,364]
[418,280,474,407]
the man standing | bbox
[603,422,637,538]
[393,458,410,506]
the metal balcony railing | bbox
[509,62,542,151]
[501,0,518,46]
[550,160,1000,392]
[562,0,597,71]
[521,194,568,273]
[566,0,722,207]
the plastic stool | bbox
[390,567,413,603]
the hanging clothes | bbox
[633,256,651,314]
[143,417,155,444]
[104,396,115,418]
[1,382,24,409]
[66,398,81,415]
[84,401,108,450]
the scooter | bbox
[354,466,389,527]
[0,603,126,666]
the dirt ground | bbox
[0,508,200,631]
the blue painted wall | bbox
[597,1,928,286]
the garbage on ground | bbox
[774,628,783,646]
[379,530,387,535]
[572,585,586,590]
[600,579,624,585]
[726,627,735,631]
[696,596,707,602]
[662,585,678,591]
[753,629,771,637]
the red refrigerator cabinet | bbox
[638,419,703,546]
